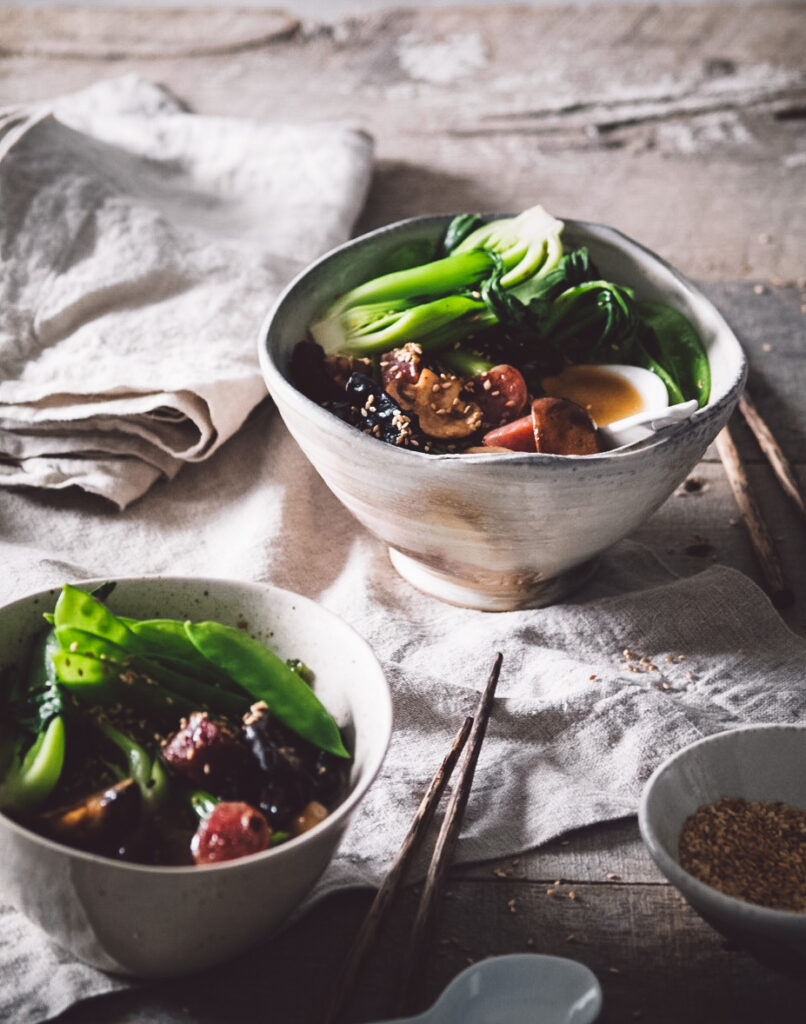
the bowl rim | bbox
[638,723,806,927]
[258,212,748,468]
[0,574,394,875]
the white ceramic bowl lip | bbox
[258,213,747,468]
[638,724,806,927]
[0,575,393,876]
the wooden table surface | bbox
[2,5,805,1022]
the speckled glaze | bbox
[258,216,747,610]
[639,726,806,972]
[0,578,392,977]
[367,954,602,1024]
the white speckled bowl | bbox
[0,578,392,977]
[639,726,806,971]
[258,215,746,610]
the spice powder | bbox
[679,797,806,912]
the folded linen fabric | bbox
[1,400,805,1022]
[0,75,373,507]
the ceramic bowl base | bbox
[388,548,600,611]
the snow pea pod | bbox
[119,618,232,684]
[55,627,248,718]
[54,584,143,652]
[184,622,349,759]
[52,652,195,720]
[637,300,711,408]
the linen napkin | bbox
[0,75,373,507]
[1,398,805,1023]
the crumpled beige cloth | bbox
[1,397,805,1022]
[0,75,373,507]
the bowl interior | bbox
[641,725,806,881]
[0,576,393,858]
[261,214,745,426]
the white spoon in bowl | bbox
[367,954,603,1024]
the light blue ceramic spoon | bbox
[369,953,602,1024]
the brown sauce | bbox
[540,365,644,426]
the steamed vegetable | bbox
[0,585,351,865]
[300,203,711,452]
[311,205,565,355]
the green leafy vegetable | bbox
[311,205,565,355]
[0,716,65,811]
[184,621,349,758]
[637,300,711,407]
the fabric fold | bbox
[0,75,374,507]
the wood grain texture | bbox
[0,6,299,57]
[54,880,806,1024]
[0,5,803,280]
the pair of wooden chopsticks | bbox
[716,390,803,608]
[322,653,503,1024]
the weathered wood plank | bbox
[456,817,664,884]
[0,6,803,280]
[56,880,806,1024]
[0,7,298,57]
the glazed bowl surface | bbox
[0,577,392,977]
[258,214,747,610]
[639,725,806,971]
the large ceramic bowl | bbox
[0,577,392,977]
[639,725,806,971]
[258,214,747,611]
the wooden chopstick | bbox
[715,425,795,608]
[321,715,474,1024]
[395,652,504,1016]
[738,391,806,522]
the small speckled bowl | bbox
[258,215,746,610]
[639,725,806,971]
[0,577,392,977]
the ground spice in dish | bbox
[679,797,806,911]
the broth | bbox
[540,365,645,426]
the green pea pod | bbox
[184,622,349,759]
[120,618,230,681]
[54,584,143,653]
[52,651,195,720]
[637,300,711,408]
[0,716,66,811]
[55,626,247,718]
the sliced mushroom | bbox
[37,777,142,855]
[380,343,423,410]
[412,368,483,439]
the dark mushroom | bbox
[37,777,142,856]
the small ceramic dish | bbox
[639,725,806,971]
[0,577,393,977]
[369,953,602,1024]
[258,214,746,611]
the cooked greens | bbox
[0,585,350,865]
[303,204,711,433]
